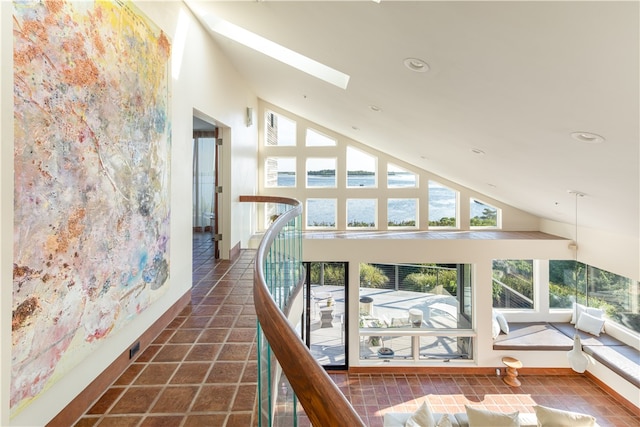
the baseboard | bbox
[46,290,192,427]
[229,240,241,261]
[349,366,577,376]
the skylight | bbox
[196,12,350,90]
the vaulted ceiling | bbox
[186,0,639,237]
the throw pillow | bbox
[495,311,510,334]
[465,405,520,426]
[405,401,435,427]
[405,402,452,427]
[575,312,606,336]
[533,404,596,426]
[492,314,501,339]
[571,303,586,324]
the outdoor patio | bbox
[307,286,471,365]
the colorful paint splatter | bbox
[12,0,171,414]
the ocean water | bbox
[277,173,490,225]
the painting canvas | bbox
[12,0,171,414]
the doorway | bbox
[193,116,219,258]
[303,262,349,370]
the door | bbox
[303,262,348,370]
[192,126,219,258]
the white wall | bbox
[303,236,574,369]
[541,219,640,282]
[258,101,541,233]
[1,2,257,425]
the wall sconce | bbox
[246,107,253,127]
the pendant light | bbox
[567,191,590,373]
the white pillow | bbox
[495,311,510,334]
[405,401,435,427]
[533,404,596,426]
[465,405,520,427]
[492,314,501,339]
[571,303,605,325]
[586,307,604,319]
[575,312,605,336]
[570,303,586,324]
[405,402,452,427]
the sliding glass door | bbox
[303,262,348,369]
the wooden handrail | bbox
[240,195,365,427]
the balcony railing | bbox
[240,195,365,427]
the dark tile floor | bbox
[73,233,639,427]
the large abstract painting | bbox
[12,0,171,414]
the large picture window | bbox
[347,199,376,228]
[265,110,296,146]
[492,260,534,309]
[347,147,376,188]
[358,263,473,361]
[470,198,500,228]
[428,181,457,227]
[306,199,337,228]
[549,261,639,333]
[265,157,296,188]
[306,158,336,188]
[387,198,418,228]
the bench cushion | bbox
[493,322,573,351]
[550,323,624,346]
[583,344,640,388]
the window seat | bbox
[493,322,574,351]
[493,322,640,389]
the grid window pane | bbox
[265,157,296,188]
[306,158,336,188]
[306,199,336,228]
[470,198,499,227]
[306,128,336,146]
[387,198,418,228]
[428,181,457,227]
[388,164,417,188]
[347,147,376,188]
[265,111,296,146]
[347,199,376,228]
[492,260,534,309]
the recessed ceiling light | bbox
[471,148,485,155]
[571,132,605,144]
[369,105,382,112]
[403,57,430,73]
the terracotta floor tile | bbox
[87,387,125,414]
[197,328,229,344]
[139,415,184,426]
[74,417,99,427]
[227,328,257,343]
[191,384,236,411]
[151,344,191,362]
[226,412,254,427]
[96,416,143,426]
[134,363,178,385]
[110,387,162,414]
[207,361,245,383]
[183,414,228,427]
[135,345,162,363]
[169,363,211,384]
[184,343,222,361]
[150,386,198,413]
[169,329,202,344]
[217,343,252,361]
[232,384,257,411]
